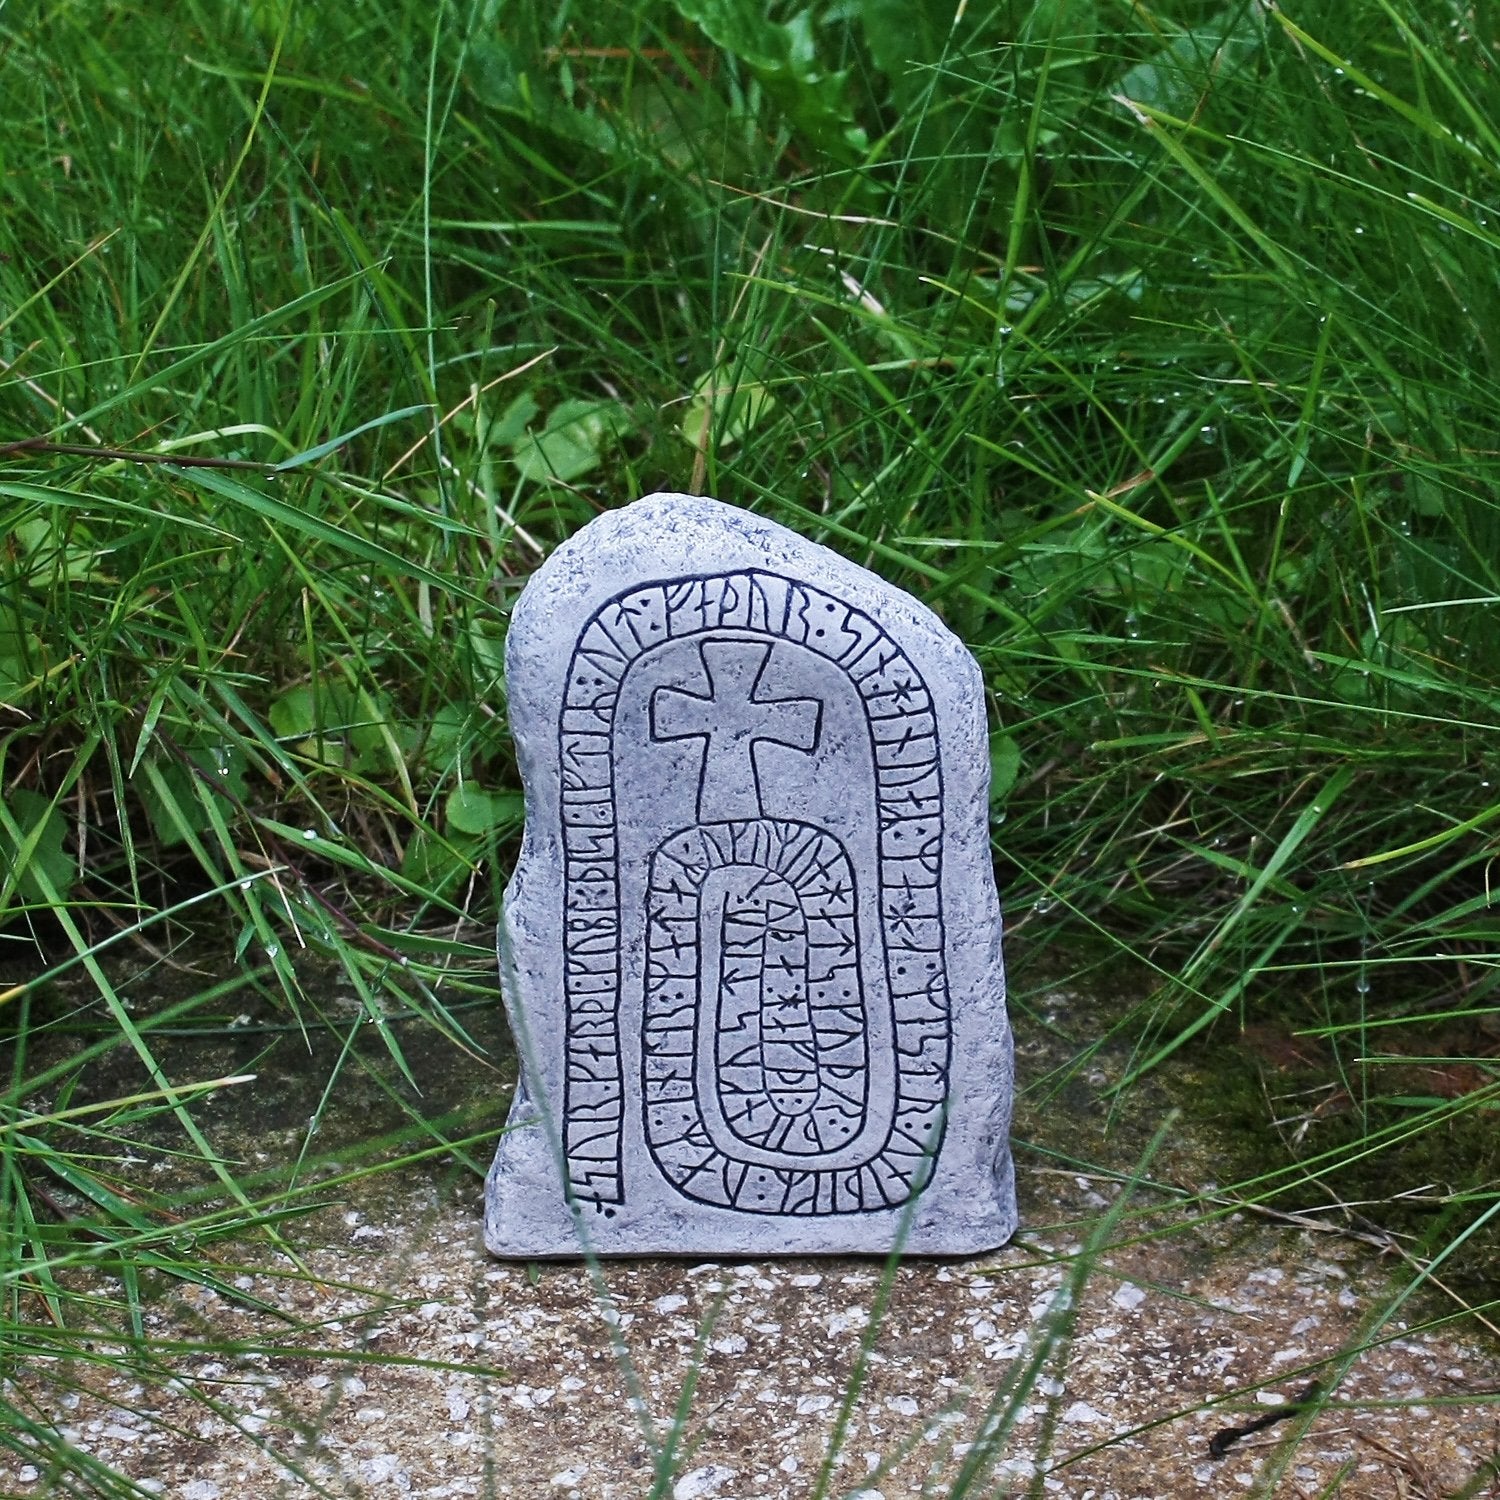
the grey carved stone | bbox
[485,494,1016,1256]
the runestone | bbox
[485,494,1015,1255]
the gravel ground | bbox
[8,963,1497,1497]
[6,1166,1497,1500]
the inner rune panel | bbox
[558,570,952,1216]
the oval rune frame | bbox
[559,569,952,1217]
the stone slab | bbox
[485,494,1015,1255]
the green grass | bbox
[3,0,1499,1491]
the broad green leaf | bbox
[139,741,249,849]
[489,390,540,449]
[464,25,620,152]
[0,649,30,703]
[9,514,104,585]
[407,703,471,777]
[858,0,983,105]
[269,682,326,741]
[269,680,356,765]
[268,679,392,770]
[1115,6,1265,116]
[988,733,1022,809]
[0,613,44,704]
[680,367,778,452]
[668,0,867,162]
[400,827,479,897]
[347,686,398,776]
[512,398,632,485]
[467,34,524,111]
[445,784,524,836]
[468,618,507,684]
[3,788,76,908]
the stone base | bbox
[485,1080,1016,1259]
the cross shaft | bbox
[651,640,822,822]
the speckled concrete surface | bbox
[6,1166,1497,1499]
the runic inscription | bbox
[558,570,951,1216]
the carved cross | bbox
[651,640,822,823]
